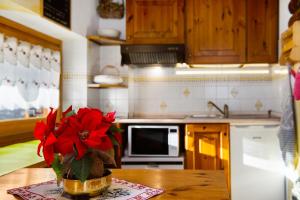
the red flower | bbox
[34,108,57,166]
[54,108,115,159]
[103,112,116,123]
[77,108,103,131]
[34,106,120,164]
[83,124,113,151]
[62,105,73,118]
[54,116,87,159]
[76,108,113,155]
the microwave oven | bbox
[128,125,180,157]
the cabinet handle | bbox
[252,136,262,140]
[233,125,250,128]
[263,125,279,129]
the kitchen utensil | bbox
[93,75,123,84]
[93,65,123,84]
[98,28,121,38]
[97,0,124,19]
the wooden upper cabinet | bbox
[126,0,184,44]
[186,0,246,64]
[247,0,279,63]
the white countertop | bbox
[115,116,281,126]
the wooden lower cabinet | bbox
[185,124,230,189]
[194,132,221,170]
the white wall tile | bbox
[217,86,229,99]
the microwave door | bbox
[130,127,169,156]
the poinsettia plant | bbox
[34,106,122,183]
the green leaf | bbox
[71,155,92,182]
[62,154,75,179]
[65,110,76,117]
[73,144,78,158]
[52,154,63,184]
[107,134,119,146]
[109,125,123,133]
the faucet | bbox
[207,101,229,118]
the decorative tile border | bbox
[131,75,274,82]
[63,72,287,82]
[63,72,88,80]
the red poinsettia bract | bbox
[33,106,117,166]
[34,108,57,166]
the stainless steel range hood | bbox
[121,44,185,65]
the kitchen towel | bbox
[7,178,164,200]
[278,68,297,167]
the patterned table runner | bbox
[7,178,164,200]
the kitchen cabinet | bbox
[247,0,278,63]
[186,0,278,64]
[230,125,285,200]
[185,124,230,187]
[126,0,184,44]
[186,0,246,64]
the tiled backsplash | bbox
[88,63,288,117]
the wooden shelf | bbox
[88,83,127,89]
[280,21,300,65]
[87,35,126,45]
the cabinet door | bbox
[186,0,246,64]
[230,125,285,200]
[247,0,278,63]
[185,124,229,170]
[194,133,221,170]
[126,0,184,44]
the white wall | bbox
[280,0,291,34]
[62,0,100,110]
[71,0,99,36]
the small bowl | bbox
[98,28,121,38]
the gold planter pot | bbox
[62,170,112,196]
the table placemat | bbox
[7,178,164,200]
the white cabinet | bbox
[230,125,286,200]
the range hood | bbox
[121,44,185,65]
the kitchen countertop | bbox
[0,168,229,200]
[115,115,281,125]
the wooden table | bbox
[0,168,229,200]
